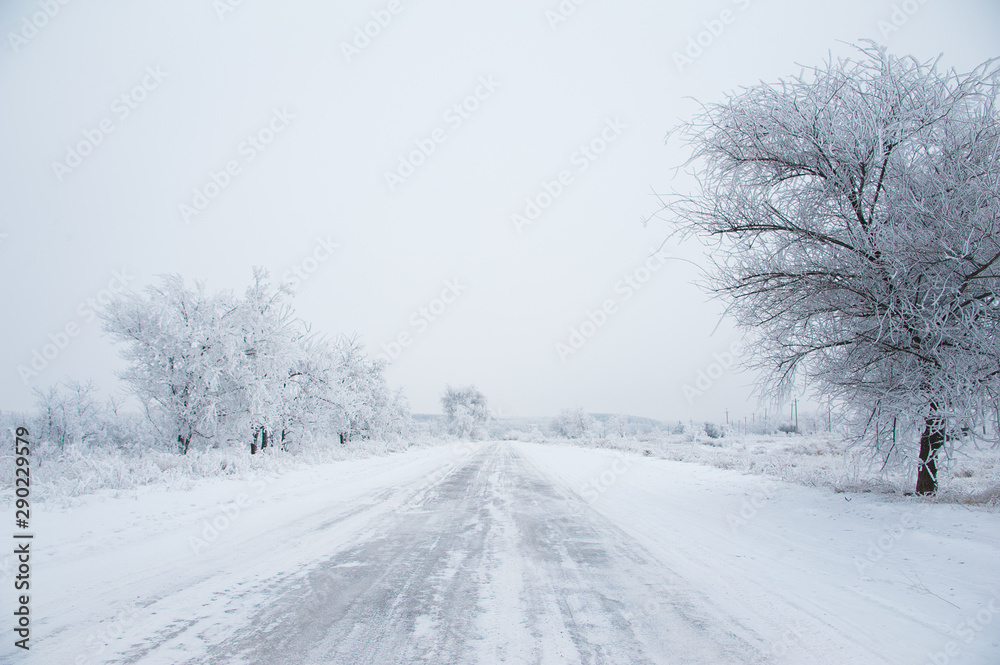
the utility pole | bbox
[794,399,799,432]
[725,408,729,425]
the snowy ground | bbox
[4,440,999,664]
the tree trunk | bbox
[916,415,946,495]
[261,427,269,451]
[339,432,347,445]
[251,426,259,455]
[178,434,190,455]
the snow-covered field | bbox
[533,431,1000,504]
[4,440,998,664]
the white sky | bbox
[1,0,998,422]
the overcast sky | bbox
[2,0,998,422]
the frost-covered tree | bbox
[332,336,409,442]
[272,334,335,446]
[103,272,410,454]
[666,43,1000,493]
[102,275,235,454]
[440,385,489,439]
[30,380,153,454]
[223,268,304,453]
[33,380,100,449]
[551,407,597,439]
[606,414,632,438]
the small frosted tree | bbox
[665,43,1000,493]
[606,414,633,438]
[440,385,490,439]
[32,380,100,449]
[551,407,597,439]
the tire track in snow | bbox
[182,443,766,664]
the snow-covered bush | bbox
[440,385,490,439]
[704,422,724,439]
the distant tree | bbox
[551,407,597,439]
[666,43,1000,493]
[30,380,153,454]
[606,414,633,438]
[440,385,490,439]
[32,380,100,449]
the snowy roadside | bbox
[513,440,1000,665]
[0,434,427,508]
[0,441,474,664]
[507,431,1000,506]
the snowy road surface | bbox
[11,441,1000,664]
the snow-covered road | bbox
[12,441,1000,664]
